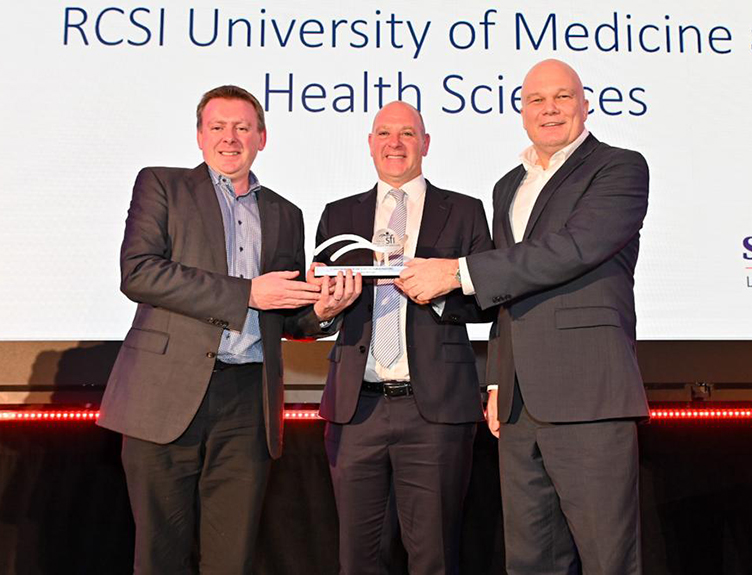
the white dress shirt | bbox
[364,175,427,382]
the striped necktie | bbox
[371,188,407,368]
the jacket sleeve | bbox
[438,197,498,324]
[282,206,331,339]
[120,167,250,331]
[466,149,649,310]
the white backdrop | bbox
[1,1,751,340]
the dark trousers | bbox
[122,363,270,575]
[325,391,476,575]
[498,394,641,575]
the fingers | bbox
[398,268,415,281]
[283,278,321,293]
[486,389,500,438]
[331,272,345,302]
[317,275,331,301]
[275,270,300,279]
[314,271,362,320]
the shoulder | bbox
[426,181,484,211]
[322,188,375,213]
[134,165,207,188]
[585,136,648,173]
[258,185,303,217]
[492,164,525,194]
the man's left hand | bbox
[308,263,362,321]
[397,258,460,302]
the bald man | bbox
[399,60,650,574]
[313,101,493,575]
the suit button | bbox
[207,317,215,323]
[206,352,216,358]
[492,296,501,303]
[359,345,366,353]
[449,314,459,322]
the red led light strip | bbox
[649,408,752,420]
[1,409,751,423]
[0,411,100,422]
[0,410,322,423]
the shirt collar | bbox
[520,128,590,173]
[376,174,427,204]
[207,166,261,198]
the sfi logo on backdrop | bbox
[744,237,752,288]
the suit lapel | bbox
[497,168,526,248]
[189,164,228,274]
[523,134,599,239]
[257,187,280,273]
[352,188,378,266]
[415,182,451,255]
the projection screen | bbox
[1,1,750,341]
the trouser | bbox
[122,362,270,575]
[326,390,476,575]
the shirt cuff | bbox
[459,257,476,296]
[486,385,499,391]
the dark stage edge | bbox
[2,418,752,574]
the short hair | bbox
[196,85,266,132]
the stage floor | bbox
[1,415,752,574]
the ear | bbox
[422,133,431,157]
[258,129,267,151]
[196,129,203,151]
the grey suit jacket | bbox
[466,134,650,423]
[98,164,319,458]
[315,182,495,424]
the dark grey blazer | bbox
[98,164,319,458]
[467,134,650,423]
[315,182,494,424]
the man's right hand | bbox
[248,271,321,310]
[486,388,500,438]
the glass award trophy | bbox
[313,228,406,277]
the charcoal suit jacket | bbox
[315,181,494,424]
[98,163,320,458]
[467,134,650,423]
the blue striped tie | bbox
[371,189,407,368]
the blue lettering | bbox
[64,7,88,45]
[449,21,475,50]
[516,13,556,50]
[189,8,218,47]
[441,75,465,114]
[265,73,293,112]
[95,7,125,46]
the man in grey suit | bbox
[98,85,346,574]
[313,101,493,575]
[399,60,650,574]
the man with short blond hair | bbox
[400,60,650,574]
[99,85,330,573]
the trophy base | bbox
[314,266,405,277]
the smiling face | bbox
[520,60,589,168]
[368,101,430,188]
[196,97,266,188]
